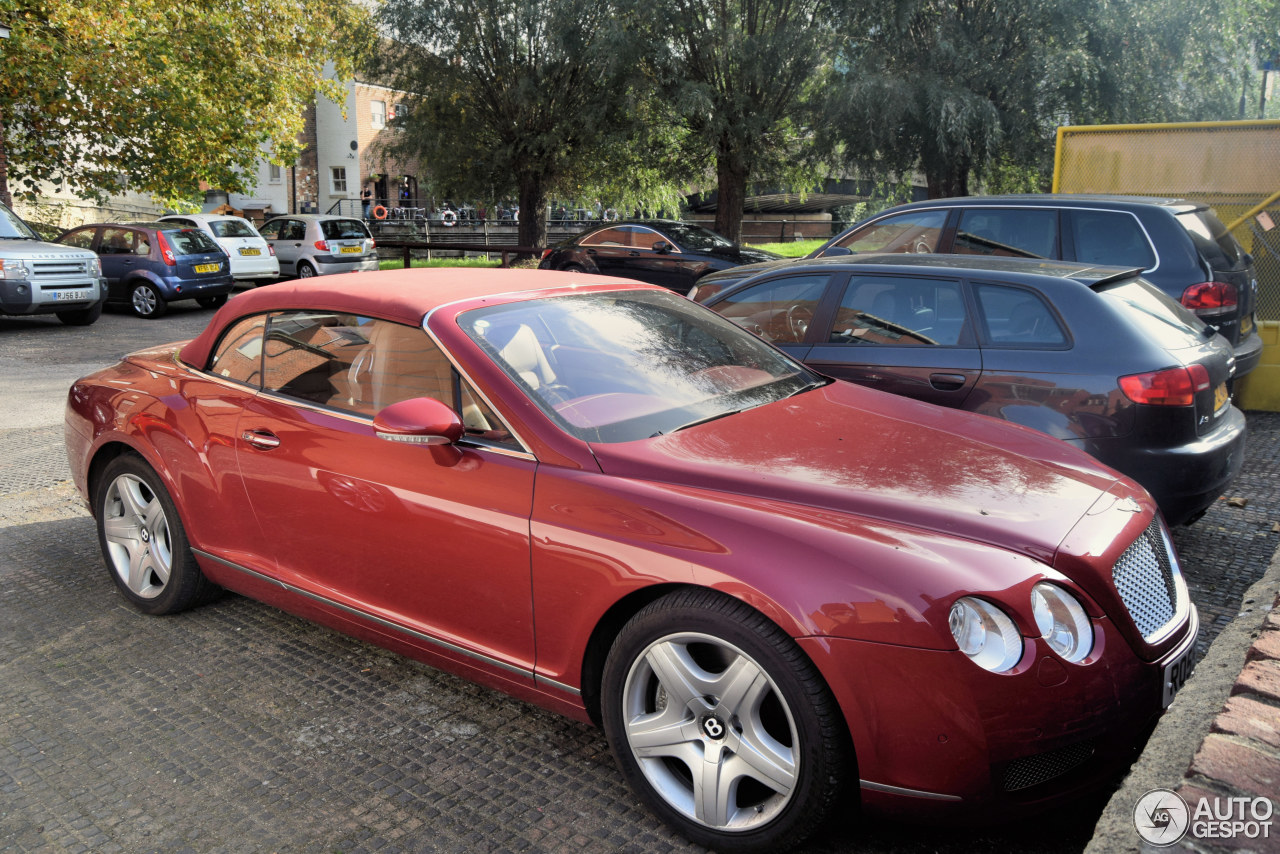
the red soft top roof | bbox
[178,267,642,367]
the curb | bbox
[1085,546,1280,853]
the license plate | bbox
[1213,383,1229,412]
[194,263,221,273]
[238,248,261,256]
[339,246,362,255]
[54,289,89,302]
[1162,642,1197,707]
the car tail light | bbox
[315,240,329,251]
[369,238,376,248]
[540,249,554,260]
[156,232,177,266]
[1181,281,1236,317]
[267,245,276,256]
[1119,364,1210,406]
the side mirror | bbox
[373,397,464,445]
[653,241,671,254]
[820,246,852,257]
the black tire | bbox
[57,301,104,326]
[561,263,587,274]
[601,589,850,853]
[93,454,220,615]
[130,282,167,318]
[196,293,228,309]
[297,261,317,279]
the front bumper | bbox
[800,606,1198,820]
[0,276,107,316]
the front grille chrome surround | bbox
[1112,518,1187,643]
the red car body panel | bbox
[64,268,1197,818]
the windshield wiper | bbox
[787,378,828,398]
[652,408,741,437]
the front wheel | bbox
[93,454,220,615]
[601,589,850,853]
[57,302,104,326]
[130,282,167,318]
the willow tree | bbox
[0,0,373,208]
[626,0,842,243]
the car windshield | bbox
[210,219,259,238]
[1098,277,1212,349]
[658,223,734,251]
[321,219,370,240]
[460,290,825,443]
[165,228,220,255]
[0,203,41,239]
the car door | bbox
[624,226,694,291]
[804,273,982,408]
[95,226,145,298]
[262,219,304,275]
[233,310,538,675]
[579,225,638,279]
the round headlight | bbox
[1031,582,1093,663]
[948,597,1023,673]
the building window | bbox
[392,103,410,121]
[268,163,282,184]
[371,100,386,130]
[331,167,348,194]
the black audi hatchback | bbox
[694,254,1246,526]
[693,195,1262,381]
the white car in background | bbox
[158,213,279,285]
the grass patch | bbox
[747,239,825,257]
[378,256,503,270]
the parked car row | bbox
[48,213,377,318]
[67,267,1200,853]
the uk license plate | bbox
[194,263,220,273]
[54,289,89,301]
[1214,383,1229,412]
[1162,642,1196,707]
[339,246,362,255]
[238,248,261,256]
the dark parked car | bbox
[55,222,235,318]
[694,195,1263,379]
[538,219,779,293]
[694,254,1245,526]
[66,268,1196,852]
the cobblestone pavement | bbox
[1,306,1277,853]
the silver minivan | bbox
[258,214,378,278]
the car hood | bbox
[588,381,1121,564]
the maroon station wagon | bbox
[65,268,1198,852]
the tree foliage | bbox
[0,0,373,207]
[372,0,681,249]
[830,0,1262,198]
[628,0,841,242]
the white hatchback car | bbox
[158,213,280,284]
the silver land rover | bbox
[0,202,107,325]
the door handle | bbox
[929,373,968,391]
[242,429,281,450]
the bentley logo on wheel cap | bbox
[701,715,726,740]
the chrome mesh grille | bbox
[1112,519,1180,640]
[1003,742,1095,791]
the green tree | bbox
[831,0,1260,198]
[630,0,841,242]
[0,0,373,208]
[372,0,672,250]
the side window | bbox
[954,209,1057,259]
[828,276,965,346]
[285,221,307,241]
[827,210,947,255]
[712,275,829,344]
[165,218,195,228]
[1069,210,1156,269]
[975,283,1068,347]
[59,228,96,250]
[258,220,281,239]
[134,234,151,256]
[100,227,135,255]
[209,315,269,385]
[582,227,632,247]
[631,227,671,252]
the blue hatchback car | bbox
[55,221,235,318]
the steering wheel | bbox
[785,305,813,342]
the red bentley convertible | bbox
[64,268,1197,852]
